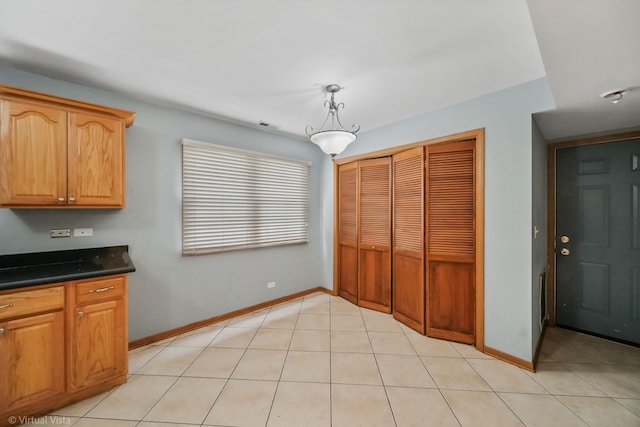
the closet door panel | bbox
[392,147,425,332]
[337,162,358,304]
[426,140,475,343]
[358,157,391,313]
[428,260,475,343]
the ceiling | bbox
[0,0,638,142]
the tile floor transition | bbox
[26,292,640,426]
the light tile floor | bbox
[30,292,640,426]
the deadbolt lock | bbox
[560,235,570,244]
[560,248,570,256]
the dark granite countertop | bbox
[0,245,135,291]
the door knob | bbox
[560,248,570,256]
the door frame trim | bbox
[333,128,484,351]
[546,129,640,326]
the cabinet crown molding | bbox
[0,84,135,127]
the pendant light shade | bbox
[306,84,360,157]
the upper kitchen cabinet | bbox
[0,85,135,208]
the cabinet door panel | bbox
[358,248,391,312]
[358,158,391,313]
[427,261,475,343]
[338,162,359,304]
[393,147,425,333]
[68,112,124,207]
[338,244,358,304]
[0,311,64,413]
[426,141,476,343]
[0,99,67,205]
[72,298,127,390]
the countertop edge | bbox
[0,266,136,292]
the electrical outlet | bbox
[267,281,276,289]
[50,229,71,238]
[74,228,93,237]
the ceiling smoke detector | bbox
[600,89,628,104]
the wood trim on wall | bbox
[546,130,640,326]
[484,345,535,372]
[0,84,135,127]
[332,164,340,296]
[475,129,485,352]
[334,128,484,165]
[128,287,332,350]
[332,128,485,351]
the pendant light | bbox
[305,84,360,157]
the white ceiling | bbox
[0,0,638,142]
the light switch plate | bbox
[50,229,71,238]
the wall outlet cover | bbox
[74,228,93,237]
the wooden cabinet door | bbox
[70,283,127,391]
[358,157,391,313]
[392,147,425,333]
[68,112,124,207]
[0,311,65,414]
[426,140,476,343]
[337,162,359,304]
[0,99,67,206]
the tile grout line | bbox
[198,304,274,426]
[360,305,399,427]
[261,295,304,427]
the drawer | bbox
[76,276,126,305]
[0,286,64,321]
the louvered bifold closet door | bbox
[426,140,476,343]
[392,147,426,333]
[337,162,359,305]
[358,157,392,313]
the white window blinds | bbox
[182,139,310,255]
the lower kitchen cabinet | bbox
[0,309,65,416]
[0,275,129,425]
[68,276,127,391]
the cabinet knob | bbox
[69,197,76,202]
[0,327,4,334]
[77,311,84,317]
[58,197,65,202]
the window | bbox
[181,139,310,254]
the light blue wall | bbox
[0,65,329,341]
[334,78,555,361]
[0,64,557,361]
[531,118,548,356]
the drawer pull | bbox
[89,286,115,294]
[0,303,14,310]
